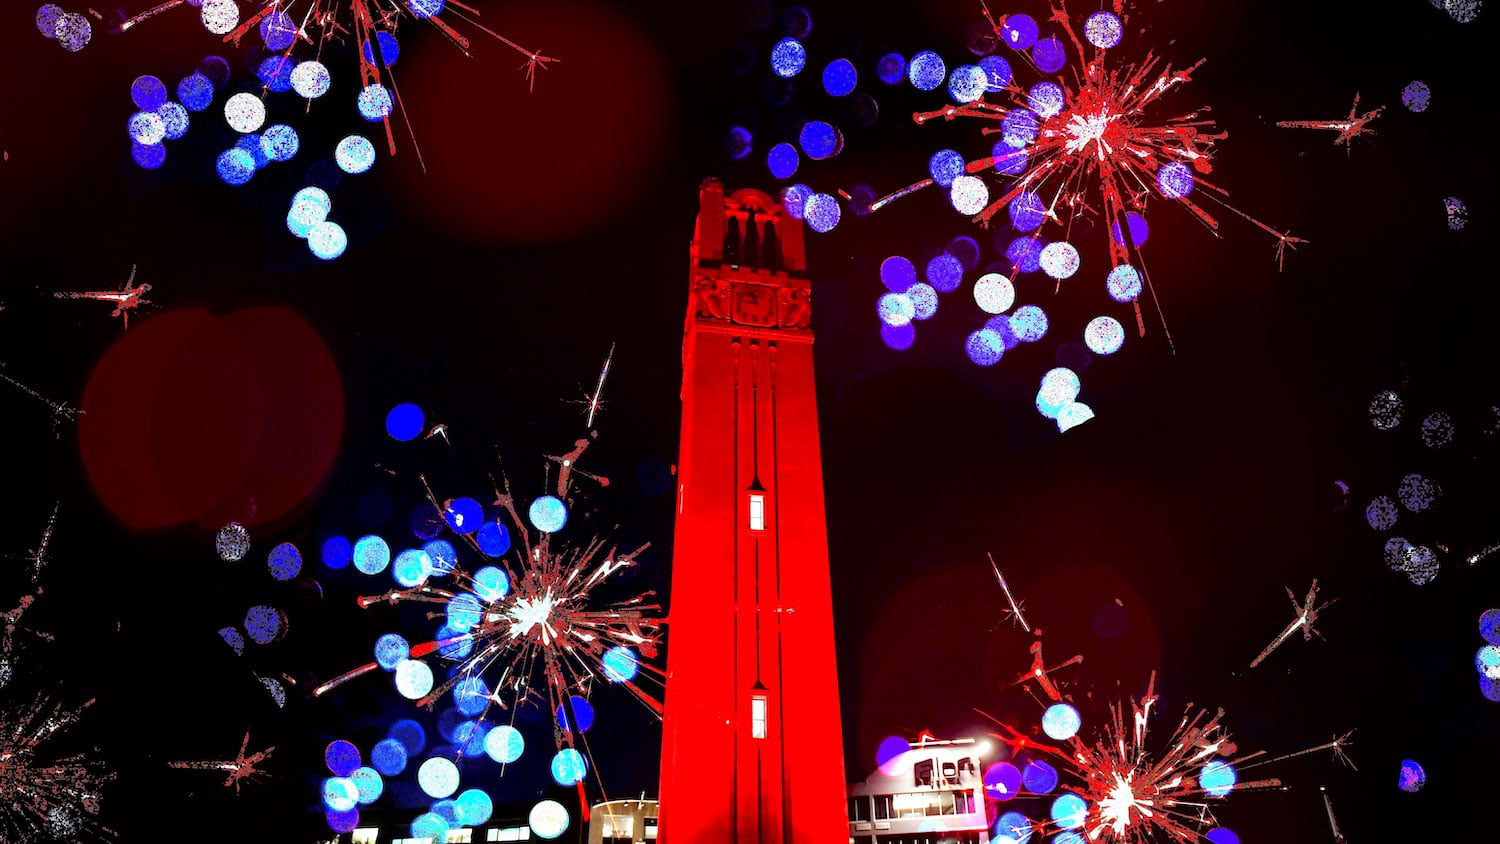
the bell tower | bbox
[656,180,849,843]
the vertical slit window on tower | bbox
[751,694,767,738]
[749,493,766,531]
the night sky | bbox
[1,0,1496,842]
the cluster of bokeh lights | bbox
[311,401,660,838]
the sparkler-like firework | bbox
[1277,93,1385,154]
[311,356,662,838]
[54,265,152,331]
[874,0,1303,325]
[964,560,1354,843]
[0,695,114,842]
[168,729,275,793]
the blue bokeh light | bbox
[1028,82,1065,119]
[1110,212,1150,247]
[1205,829,1240,844]
[307,221,348,260]
[1010,305,1049,342]
[877,53,906,85]
[1480,609,1500,646]
[363,31,401,67]
[453,676,490,716]
[980,55,1012,90]
[1001,109,1039,149]
[1006,236,1044,272]
[799,121,841,160]
[371,738,407,776]
[411,813,449,844]
[216,148,255,185]
[1057,402,1095,432]
[424,539,457,575]
[353,535,391,575]
[131,75,167,111]
[395,659,434,700]
[392,549,433,587]
[1041,702,1081,740]
[391,719,426,754]
[1157,162,1195,198]
[1200,760,1237,797]
[880,256,916,292]
[476,521,511,557]
[908,51,946,91]
[131,141,166,170]
[907,283,938,320]
[257,56,294,92]
[157,102,189,139]
[878,293,915,327]
[1401,81,1431,113]
[984,762,1022,800]
[822,58,857,96]
[603,646,639,682]
[556,696,595,733]
[948,64,988,103]
[1398,759,1426,793]
[375,633,410,670]
[177,73,214,112]
[724,126,752,161]
[243,605,283,644]
[323,777,358,812]
[880,323,916,351]
[437,626,473,659]
[1001,14,1038,50]
[925,253,963,292]
[529,496,567,532]
[485,725,525,764]
[1051,794,1087,829]
[321,536,351,569]
[335,135,375,174]
[550,749,588,786]
[358,85,394,122]
[780,184,811,220]
[1008,191,1045,232]
[444,497,484,534]
[386,403,424,441]
[770,38,806,78]
[966,329,1004,366]
[1023,759,1058,793]
[446,593,483,631]
[1085,316,1125,355]
[996,811,1032,843]
[325,740,361,777]
[1107,264,1143,302]
[472,566,510,603]
[1033,37,1067,74]
[805,193,840,233]
[267,542,302,581]
[767,142,799,180]
[350,767,383,804]
[455,789,494,826]
[291,60,331,99]
[261,11,296,50]
[261,124,299,161]
[1085,11,1124,49]
[928,149,965,187]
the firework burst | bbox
[873,0,1303,346]
[965,575,1353,843]
[312,366,661,837]
[0,695,114,843]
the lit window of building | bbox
[748,493,765,531]
[846,736,990,844]
[751,694,767,739]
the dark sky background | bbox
[1,0,1496,842]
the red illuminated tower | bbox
[657,181,849,842]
